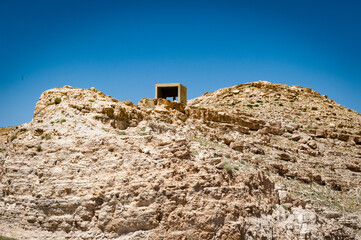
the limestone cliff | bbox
[0,82,360,239]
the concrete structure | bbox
[155,83,187,105]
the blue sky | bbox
[1,0,360,127]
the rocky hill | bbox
[0,82,360,239]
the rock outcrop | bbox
[0,82,360,239]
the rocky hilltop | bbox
[0,82,360,239]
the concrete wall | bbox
[155,83,187,105]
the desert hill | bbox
[0,82,360,239]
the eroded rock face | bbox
[0,83,360,239]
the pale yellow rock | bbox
[0,81,360,239]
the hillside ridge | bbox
[0,81,360,239]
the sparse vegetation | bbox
[41,134,51,140]
[37,145,42,152]
[191,150,199,156]
[280,177,361,213]
[223,161,233,174]
[10,135,17,142]
[0,236,17,240]
[223,161,240,174]
[89,99,94,102]
[116,130,127,135]
[189,135,225,149]
[54,98,61,105]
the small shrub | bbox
[50,121,55,124]
[223,162,233,174]
[10,135,17,142]
[246,104,253,108]
[233,166,239,171]
[282,204,292,213]
[225,154,231,159]
[140,127,146,131]
[60,119,66,124]
[88,99,94,102]
[41,134,51,140]
[279,103,284,106]
[138,132,148,136]
[54,98,61,105]
[116,130,127,135]
[61,110,65,114]
[290,99,295,103]
[191,150,199,156]
[37,146,42,152]
[138,149,143,153]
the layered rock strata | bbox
[0,82,360,239]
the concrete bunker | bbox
[155,83,187,105]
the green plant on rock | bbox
[116,130,127,135]
[191,150,199,156]
[0,236,18,240]
[223,161,233,174]
[41,134,51,140]
[54,98,61,105]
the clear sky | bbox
[1,0,360,127]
